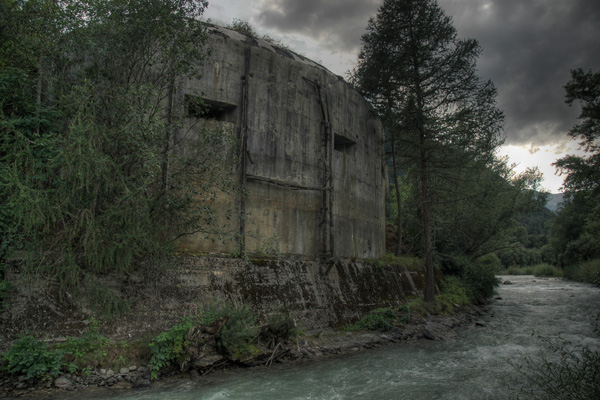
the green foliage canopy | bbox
[551,69,600,266]
[0,0,233,296]
[351,0,534,299]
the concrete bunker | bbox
[177,25,386,260]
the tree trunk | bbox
[420,130,435,302]
[413,54,435,302]
[391,136,403,256]
[161,79,176,194]
[36,58,43,135]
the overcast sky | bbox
[204,0,600,193]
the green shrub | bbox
[1,319,114,380]
[407,296,455,317]
[352,277,471,331]
[401,276,473,318]
[406,297,438,316]
[477,253,503,273]
[2,336,64,380]
[149,317,195,379]
[57,319,109,370]
[379,254,424,271]
[1,321,150,381]
[502,265,528,275]
[497,246,545,269]
[352,308,403,331]
[226,18,257,37]
[500,264,563,276]
[564,259,600,284]
[462,260,499,303]
[206,304,297,360]
[211,304,260,362]
[262,310,297,343]
[149,303,272,377]
[530,263,563,277]
[439,276,471,308]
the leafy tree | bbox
[0,0,75,268]
[551,69,600,266]
[517,207,554,238]
[351,0,504,301]
[551,192,600,266]
[434,162,546,265]
[1,0,232,298]
[555,68,600,194]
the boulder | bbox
[54,376,74,390]
[422,322,457,341]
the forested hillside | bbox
[545,193,564,212]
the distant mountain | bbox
[545,193,564,212]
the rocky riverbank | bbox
[0,305,489,399]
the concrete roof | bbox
[205,24,339,78]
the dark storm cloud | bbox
[256,0,380,52]
[439,0,600,145]
[257,0,600,147]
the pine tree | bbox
[352,0,504,301]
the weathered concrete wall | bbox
[178,26,386,259]
[0,257,423,346]
[115,257,422,334]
